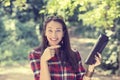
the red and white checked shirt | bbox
[29,49,86,80]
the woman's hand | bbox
[41,45,60,62]
[84,53,102,79]
[40,45,60,80]
[88,53,102,72]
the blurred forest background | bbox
[0,0,120,80]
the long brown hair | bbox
[40,15,79,72]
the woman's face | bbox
[45,21,63,46]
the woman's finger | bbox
[97,52,102,59]
[95,55,101,65]
[48,45,61,49]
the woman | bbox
[29,15,101,80]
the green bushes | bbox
[0,17,40,66]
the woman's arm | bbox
[83,53,102,80]
[40,45,60,80]
[40,58,51,80]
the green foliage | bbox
[0,17,40,65]
[74,25,98,38]
[43,0,80,20]
[0,7,40,66]
[79,0,120,28]
[15,20,40,46]
[44,0,120,28]
[0,0,46,66]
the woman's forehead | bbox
[46,21,63,29]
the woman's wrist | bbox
[85,70,94,77]
[85,65,95,77]
[84,65,95,78]
[41,57,48,63]
[88,65,95,72]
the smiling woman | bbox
[45,21,63,46]
[28,15,102,80]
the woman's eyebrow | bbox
[56,27,62,29]
[47,26,52,28]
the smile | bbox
[50,38,58,41]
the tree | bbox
[0,0,46,65]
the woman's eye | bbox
[56,29,62,32]
[48,30,52,32]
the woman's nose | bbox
[52,31,57,38]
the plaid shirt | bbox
[29,49,86,80]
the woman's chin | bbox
[49,43,59,46]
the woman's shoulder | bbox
[72,48,80,54]
[29,46,42,59]
[72,48,82,60]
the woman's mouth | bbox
[50,38,58,41]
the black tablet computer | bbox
[85,34,109,65]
